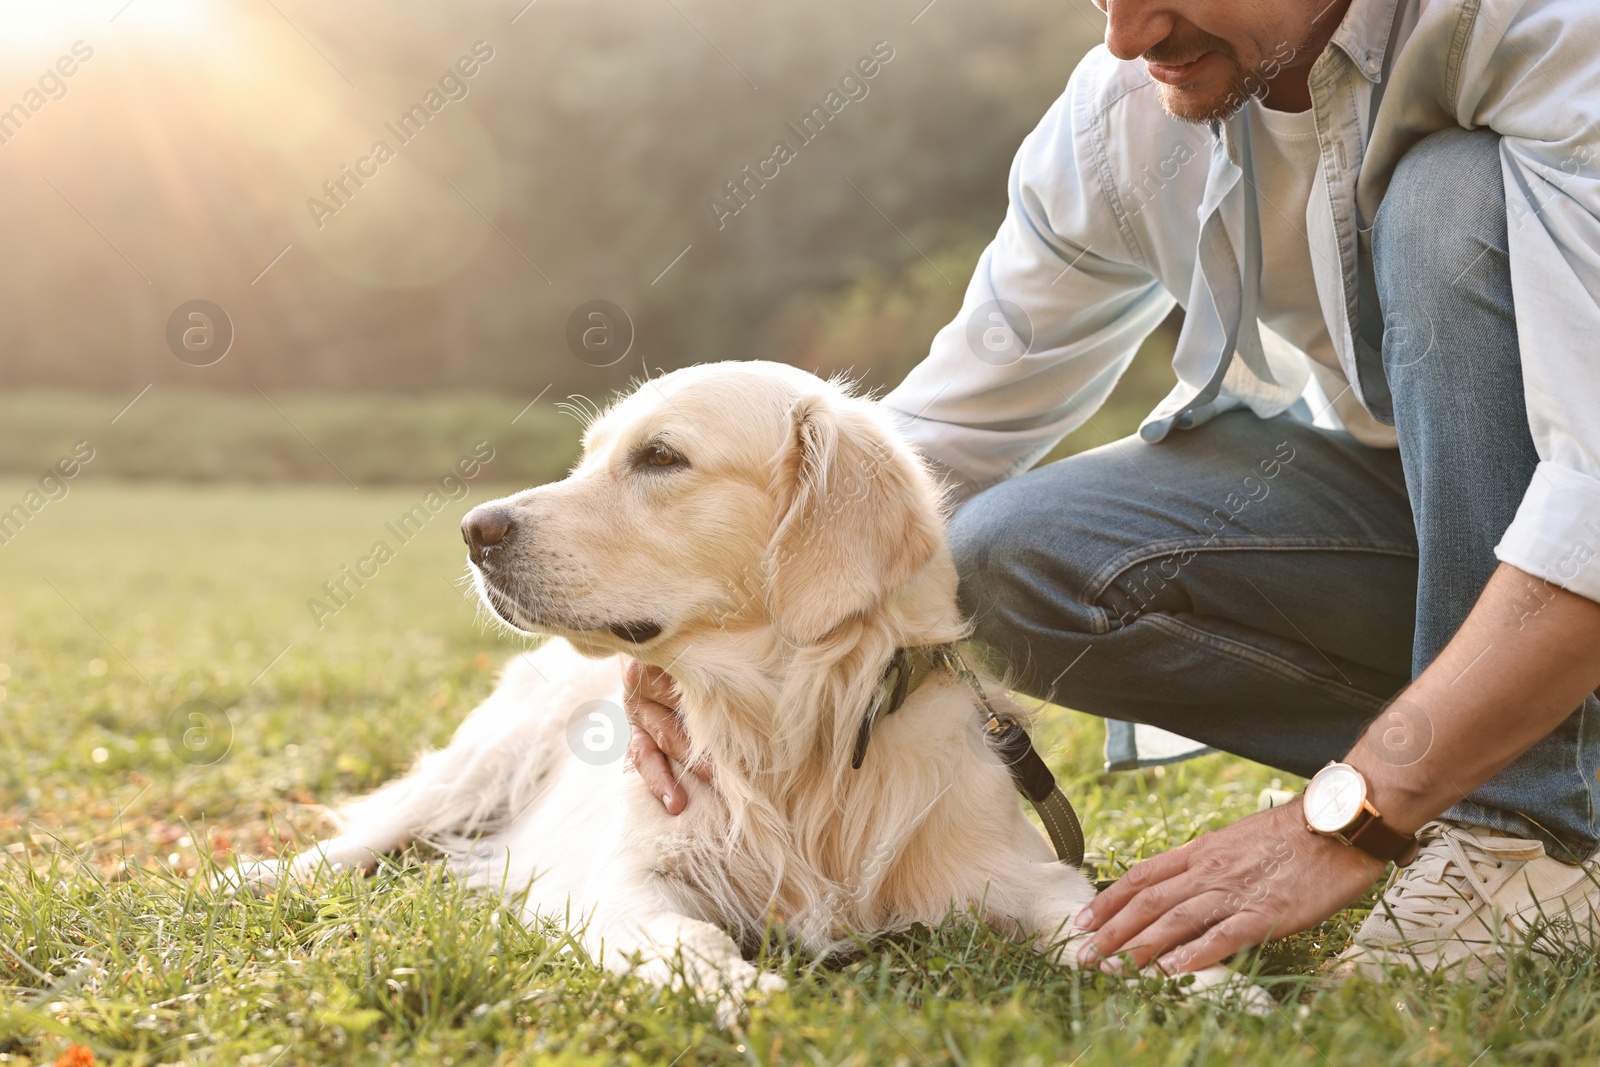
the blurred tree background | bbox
[0,0,1176,484]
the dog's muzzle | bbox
[459,504,664,645]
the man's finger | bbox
[634,663,679,706]
[622,659,711,784]
[631,697,690,760]
[1092,891,1235,972]
[629,698,712,784]
[1155,914,1262,974]
[1077,842,1194,931]
[627,726,686,815]
[1079,871,1192,967]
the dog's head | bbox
[462,361,951,659]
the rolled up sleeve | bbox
[1460,0,1600,602]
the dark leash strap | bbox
[851,644,1087,868]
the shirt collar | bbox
[1325,0,1405,82]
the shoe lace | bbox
[1381,821,1545,930]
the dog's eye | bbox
[632,442,688,472]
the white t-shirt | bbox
[1244,100,1398,447]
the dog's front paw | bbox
[707,965,786,1029]
[753,971,787,995]
[1038,930,1092,968]
[1174,965,1274,1016]
[212,857,292,897]
[283,846,348,882]
[212,842,371,897]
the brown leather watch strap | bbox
[1348,811,1420,866]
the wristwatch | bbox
[1302,761,1420,866]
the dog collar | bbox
[849,644,945,771]
[849,643,1087,867]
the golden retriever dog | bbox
[256,361,1264,1020]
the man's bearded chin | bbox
[1143,32,1286,125]
[1156,62,1257,124]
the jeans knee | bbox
[1374,128,1505,272]
[1374,128,1510,381]
[947,486,1025,634]
[946,475,1101,649]
[1374,129,1505,303]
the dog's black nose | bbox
[462,506,514,565]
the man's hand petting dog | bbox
[1074,799,1384,973]
[622,659,708,815]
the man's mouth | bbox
[1145,53,1210,87]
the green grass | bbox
[3,481,1599,1066]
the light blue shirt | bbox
[885,0,1600,608]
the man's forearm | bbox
[1350,563,1600,838]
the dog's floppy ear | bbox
[764,391,941,644]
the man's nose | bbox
[461,505,514,565]
[1100,0,1172,63]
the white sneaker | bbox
[1335,819,1600,980]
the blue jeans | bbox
[951,128,1600,858]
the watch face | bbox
[1304,763,1367,833]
